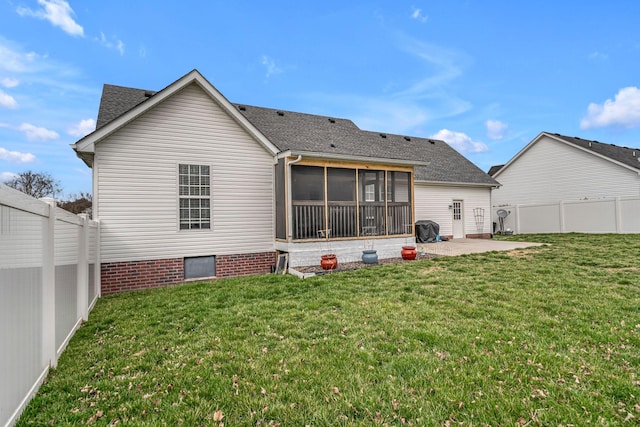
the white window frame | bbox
[178,164,211,230]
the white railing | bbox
[0,185,99,427]
[494,196,640,234]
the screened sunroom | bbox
[275,159,414,243]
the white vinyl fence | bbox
[0,185,100,427]
[494,196,640,235]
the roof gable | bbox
[494,132,640,178]
[72,69,279,164]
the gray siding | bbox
[493,135,640,207]
[95,83,275,263]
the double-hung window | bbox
[179,164,210,230]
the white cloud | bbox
[19,123,60,141]
[98,32,125,55]
[1,171,19,182]
[261,55,283,78]
[0,38,86,91]
[0,39,40,73]
[1,77,19,88]
[430,129,488,153]
[0,147,36,163]
[116,40,125,56]
[300,35,472,136]
[0,172,18,182]
[411,7,428,23]
[580,86,640,129]
[486,119,508,140]
[17,0,84,37]
[588,51,608,61]
[0,89,18,109]
[394,36,469,100]
[68,118,95,137]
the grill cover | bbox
[415,220,439,243]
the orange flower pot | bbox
[401,245,417,260]
[320,254,338,270]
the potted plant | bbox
[362,238,378,264]
[320,254,338,270]
[401,245,417,260]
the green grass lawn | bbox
[18,234,640,426]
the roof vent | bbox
[588,142,592,147]
[277,111,284,116]
[328,118,336,123]
[404,136,411,141]
[430,140,435,144]
[330,143,336,148]
[633,151,636,157]
[380,133,387,138]
[144,90,154,97]
[238,105,246,111]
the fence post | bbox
[41,199,57,369]
[96,220,101,298]
[77,214,89,322]
[615,197,622,233]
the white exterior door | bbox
[452,200,464,238]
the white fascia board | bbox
[415,180,500,188]
[73,69,279,156]
[279,150,428,167]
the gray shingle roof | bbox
[488,165,504,176]
[550,133,640,171]
[93,83,498,186]
[96,84,155,129]
[235,104,497,185]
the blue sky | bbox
[2,1,640,197]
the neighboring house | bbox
[490,131,640,233]
[73,70,498,294]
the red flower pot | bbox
[401,245,417,260]
[320,254,338,270]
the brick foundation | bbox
[216,252,276,278]
[101,251,276,295]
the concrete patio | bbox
[418,238,544,257]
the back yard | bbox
[17,234,640,425]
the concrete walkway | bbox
[417,238,544,257]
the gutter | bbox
[415,180,501,188]
[276,150,428,167]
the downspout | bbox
[287,155,303,240]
